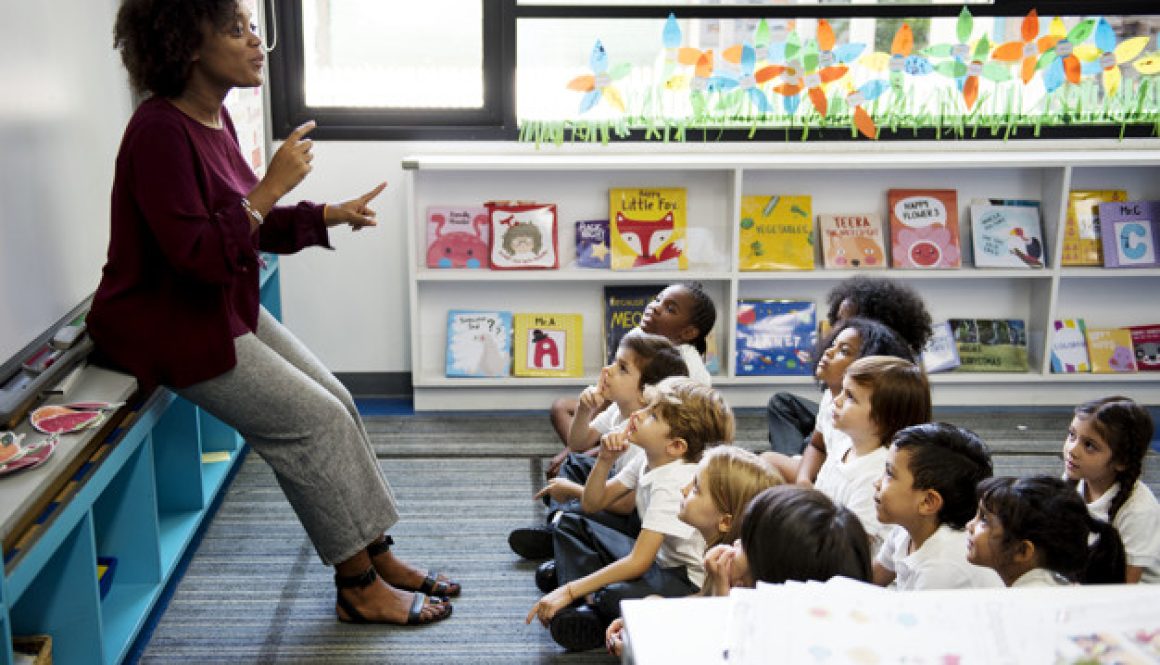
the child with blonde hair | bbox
[547,282,717,476]
[814,356,931,554]
[509,329,688,559]
[967,475,1126,586]
[1063,396,1159,583]
[527,377,733,652]
[604,446,782,656]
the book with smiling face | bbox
[887,189,961,269]
[445,310,512,378]
[609,188,688,271]
[512,313,584,377]
[818,212,887,270]
[739,195,815,271]
[1086,328,1139,374]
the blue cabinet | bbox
[0,257,279,664]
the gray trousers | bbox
[175,308,399,565]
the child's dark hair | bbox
[892,423,993,529]
[843,356,932,447]
[977,475,1126,584]
[740,485,872,584]
[826,276,933,355]
[644,377,734,462]
[1074,396,1155,522]
[619,329,689,390]
[820,316,916,368]
[677,281,717,357]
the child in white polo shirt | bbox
[872,423,1003,590]
[525,377,734,652]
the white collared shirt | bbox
[1078,479,1160,584]
[615,455,706,587]
[814,421,890,555]
[1012,568,1071,588]
[679,344,712,386]
[876,524,1004,590]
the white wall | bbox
[0,0,132,361]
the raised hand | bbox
[263,120,316,200]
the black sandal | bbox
[334,566,452,625]
[368,535,462,597]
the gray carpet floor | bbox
[136,408,1160,663]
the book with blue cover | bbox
[575,219,611,269]
[734,299,817,376]
[445,310,513,378]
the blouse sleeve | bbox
[258,202,333,254]
[127,115,255,285]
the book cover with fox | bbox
[609,188,688,271]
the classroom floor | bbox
[129,404,1160,664]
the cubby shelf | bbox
[405,149,1160,411]
[0,256,280,664]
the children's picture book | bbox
[512,313,583,377]
[1086,328,1139,373]
[949,318,1029,372]
[818,212,887,270]
[575,219,611,269]
[486,201,559,270]
[1050,319,1090,373]
[602,284,665,366]
[921,321,961,373]
[609,188,688,271]
[738,195,815,271]
[735,300,817,376]
[887,188,961,269]
[425,206,490,269]
[1062,190,1127,266]
[1098,200,1160,268]
[969,202,1046,268]
[445,310,512,378]
[1128,324,1160,372]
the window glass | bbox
[301,1,483,109]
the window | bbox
[269,2,1160,141]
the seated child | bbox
[967,475,1126,586]
[872,423,1003,589]
[547,282,717,475]
[604,447,782,657]
[508,329,688,560]
[813,356,931,555]
[526,377,734,652]
[761,317,913,484]
[1063,396,1160,583]
[700,485,873,594]
[766,276,933,454]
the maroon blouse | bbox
[88,97,331,391]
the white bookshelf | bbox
[404,149,1160,411]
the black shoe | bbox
[508,525,554,560]
[550,605,606,652]
[535,560,559,594]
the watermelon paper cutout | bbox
[0,435,57,476]
[30,405,105,434]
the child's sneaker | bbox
[550,605,605,652]
[508,525,553,560]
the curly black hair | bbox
[676,281,717,357]
[114,0,239,97]
[825,276,933,355]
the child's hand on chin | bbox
[526,584,574,627]
[598,431,630,463]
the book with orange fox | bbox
[609,188,688,271]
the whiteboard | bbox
[0,0,133,362]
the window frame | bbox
[269,0,1160,141]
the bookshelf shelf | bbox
[405,150,1160,410]
[0,257,281,664]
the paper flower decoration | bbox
[862,24,932,95]
[924,7,977,90]
[846,80,889,139]
[1038,17,1096,92]
[712,44,776,113]
[1075,18,1150,95]
[566,40,630,113]
[992,10,1059,84]
[957,35,1011,110]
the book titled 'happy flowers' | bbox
[888,189,961,269]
